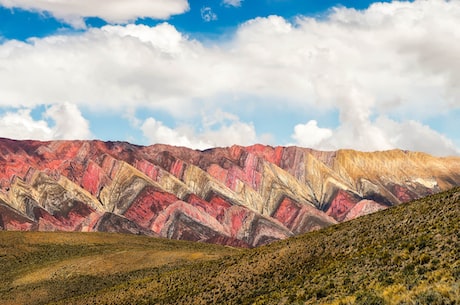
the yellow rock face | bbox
[333,149,460,196]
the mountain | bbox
[1,187,459,304]
[0,137,459,247]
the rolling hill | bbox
[1,187,459,304]
[0,138,459,247]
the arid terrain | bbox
[1,138,459,248]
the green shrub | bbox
[355,290,386,305]
[355,290,385,305]
[414,289,449,305]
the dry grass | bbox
[14,249,212,286]
[0,232,239,305]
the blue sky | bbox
[0,0,459,156]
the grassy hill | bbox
[1,187,459,305]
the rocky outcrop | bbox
[0,138,459,247]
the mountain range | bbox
[0,137,459,247]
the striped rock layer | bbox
[0,138,459,247]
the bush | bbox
[355,291,386,305]
[414,289,449,305]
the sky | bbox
[0,0,459,156]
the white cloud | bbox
[290,117,459,156]
[0,0,459,154]
[374,117,459,156]
[291,120,333,148]
[0,109,52,140]
[223,0,243,8]
[2,2,459,115]
[141,117,207,149]
[0,0,189,28]
[0,103,91,141]
[200,7,217,22]
[0,23,204,113]
[45,102,92,140]
[141,112,258,149]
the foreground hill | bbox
[0,231,240,305]
[0,138,459,247]
[1,187,459,304]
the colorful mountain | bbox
[0,138,459,247]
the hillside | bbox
[1,187,459,304]
[0,232,240,305]
[0,138,459,247]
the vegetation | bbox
[0,232,239,305]
[1,187,459,304]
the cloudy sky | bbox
[0,0,459,156]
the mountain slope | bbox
[0,231,240,305]
[79,187,460,304]
[1,187,459,305]
[0,138,459,247]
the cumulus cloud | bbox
[45,102,92,140]
[0,0,459,154]
[0,109,52,140]
[223,0,243,7]
[0,103,91,140]
[2,2,460,115]
[291,117,459,156]
[200,7,218,22]
[0,23,203,113]
[141,111,258,149]
[141,118,207,149]
[0,0,189,28]
[291,120,333,148]
[374,117,459,156]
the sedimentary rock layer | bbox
[0,138,459,247]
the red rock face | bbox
[326,190,360,222]
[273,197,301,229]
[81,161,105,196]
[0,138,459,247]
[389,183,419,202]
